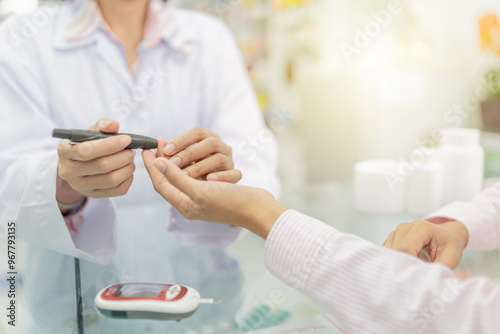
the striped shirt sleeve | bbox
[264,210,500,334]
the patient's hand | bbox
[142,150,286,239]
[383,219,469,269]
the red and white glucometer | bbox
[95,283,202,321]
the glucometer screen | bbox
[115,283,165,298]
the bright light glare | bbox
[0,0,38,13]
[412,40,432,59]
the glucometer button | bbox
[166,290,179,300]
[165,285,182,300]
[170,285,181,292]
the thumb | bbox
[89,118,120,133]
[154,158,198,199]
[156,137,168,158]
[434,245,463,269]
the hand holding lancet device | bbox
[52,129,158,150]
[95,283,219,321]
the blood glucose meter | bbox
[95,283,208,321]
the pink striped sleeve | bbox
[264,210,500,333]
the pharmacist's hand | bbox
[142,150,286,239]
[56,118,135,204]
[157,127,241,183]
[383,220,469,269]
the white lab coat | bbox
[0,2,279,333]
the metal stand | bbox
[74,258,84,334]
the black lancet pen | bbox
[52,129,158,150]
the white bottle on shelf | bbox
[406,161,443,215]
[354,160,406,214]
[438,128,484,204]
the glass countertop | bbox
[1,181,498,334]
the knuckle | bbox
[396,223,409,231]
[216,154,230,169]
[224,156,234,169]
[398,242,411,251]
[58,166,70,179]
[97,159,112,173]
[196,126,209,137]
[182,149,194,162]
[69,179,84,191]
[128,150,136,162]
[189,164,202,176]
[208,137,221,151]
[57,142,67,157]
[415,220,429,228]
[117,177,133,195]
[399,246,412,253]
[193,126,206,138]
[66,159,82,170]
[116,187,127,196]
[108,173,123,188]
[75,143,92,160]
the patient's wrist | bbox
[446,220,470,249]
[426,217,469,248]
[246,198,287,239]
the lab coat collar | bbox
[52,0,194,53]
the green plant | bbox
[485,69,500,99]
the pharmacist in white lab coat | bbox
[0,0,279,332]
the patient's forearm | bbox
[244,197,287,239]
